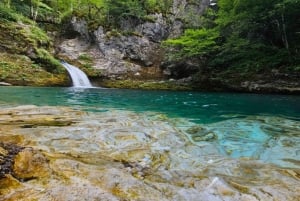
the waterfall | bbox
[61,62,93,88]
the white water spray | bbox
[61,62,92,88]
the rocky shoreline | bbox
[0,105,299,200]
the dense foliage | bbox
[0,1,69,86]
[165,0,300,72]
[1,0,299,88]
[0,0,172,28]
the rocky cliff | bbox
[56,0,299,93]
[57,0,211,89]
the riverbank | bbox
[1,105,299,201]
[0,2,299,94]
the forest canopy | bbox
[165,0,300,72]
[1,0,300,75]
[0,0,171,25]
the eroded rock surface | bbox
[57,1,212,81]
[0,106,299,200]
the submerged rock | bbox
[186,125,205,134]
[186,126,217,141]
[191,132,217,142]
[0,106,299,200]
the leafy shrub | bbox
[0,4,21,22]
[35,48,61,72]
[164,29,219,60]
[78,54,93,62]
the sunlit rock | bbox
[0,106,299,200]
[0,175,23,196]
[0,147,8,159]
[13,148,50,180]
[0,143,24,178]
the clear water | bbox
[0,86,299,123]
[0,86,300,167]
[1,87,299,200]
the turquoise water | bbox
[0,86,299,123]
[0,86,300,167]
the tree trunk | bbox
[34,7,39,21]
[6,0,11,8]
[30,0,34,19]
[281,13,289,51]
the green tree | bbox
[2,0,11,8]
[165,0,300,72]
[105,0,145,28]
[214,0,300,69]
[164,28,219,60]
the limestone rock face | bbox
[94,26,161,67]
[58,1,211,80]
[59,15,167,79]
[135,13,169,42]
[70,17,91,41]
[238,80,300,94]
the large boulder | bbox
[94,26,161,67]
[135,13,169,42]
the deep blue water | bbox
[0,86,299,124]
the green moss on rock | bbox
[0,53,69,86]
[100,79,192,91]
[0,6,69,86]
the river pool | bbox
[1,86,299,123]
[0,86,299,200]
[1,87,300,165]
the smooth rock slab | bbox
[0,106,299,200]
